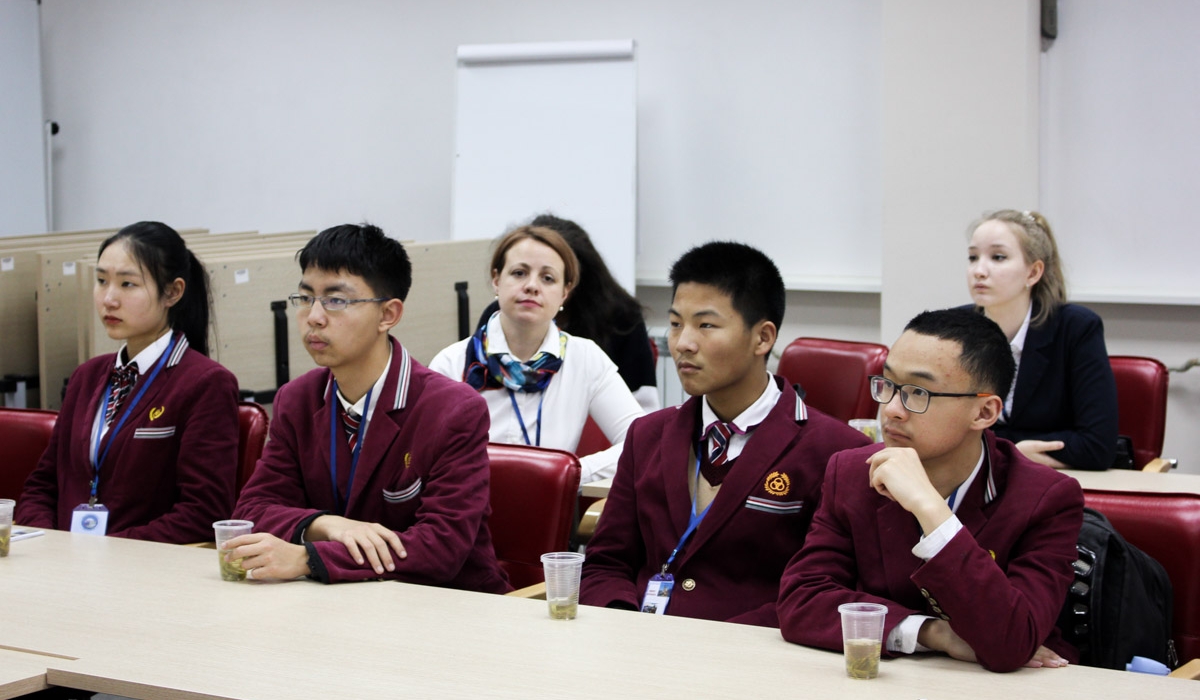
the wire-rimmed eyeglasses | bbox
[287,293,389,312]
[868,375,994,414]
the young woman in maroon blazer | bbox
[17,222,239,543]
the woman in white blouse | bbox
[430,225,643,483]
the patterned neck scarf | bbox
[464,321,566,393]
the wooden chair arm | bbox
[575,498,607,542]
[1142,457,1177,473]
[1169,658,1200,679]
[506,582,547,599]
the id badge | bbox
[71,504,109,536]
[640,573,674,615]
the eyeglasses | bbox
[287,293,390,312]
[868,375,994,414]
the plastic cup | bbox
[213,519,254,581]
[541,552,584,620]
[0,499,14,558]
[839,602,886,679]
[848,419,882,443]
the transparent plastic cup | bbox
[213,519,254,581]
[541,552,584,620]
[0,499,14,558]
[838,602,887,679]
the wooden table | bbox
[580,477,613,498]
[0,530,1193,699]
[1064,468,1200,495]
[0,648,53,699]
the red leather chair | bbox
[1109,356,1169,469]
[236,402,270,495]
[487,443,581,590]
[777,337,889,422]
[1083,489,1200,663]
[0,407,58,502]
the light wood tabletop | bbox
[580,477,613,498]
[1063,468,1200,495]
[0,648,55,699]
[0,529,1193,699]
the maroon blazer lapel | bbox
[346,340,412,513]
[682,387,802,561]
[660,397,702,538]
[876,496,925,599]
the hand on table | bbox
[918,619,978,663]
[222,532,309,580]
[1024,645,1069,668]
[307,515,406,575]
[1015,440,1068,469]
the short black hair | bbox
[903,308,1015,396]
[297,223,412,301]
[668,241,785,329]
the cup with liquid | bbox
[838,602,887,679]
[213,519,254,581]
[0,499,14,558]
[540,552,584,620]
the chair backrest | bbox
[236,402,270,494]
[1109,355,1168,469]
[777,337,889,422]
[1083,489,1200,663]
[487,443,581,590]
[0,407,58,501]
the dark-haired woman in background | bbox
[17,222,240,541]
[966,209,1117,471]
[475,214,659,412]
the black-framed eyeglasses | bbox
[868,375,994,414]
[288,293,390,312]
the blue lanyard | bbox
[89,333,178,502]
[661,452,714,573]
[507,388,544,447]
[330,380,373,516]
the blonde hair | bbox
[969,209,1067,327]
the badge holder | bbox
[641,573,674,614]
[71,503,109,536]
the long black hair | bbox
[531,214,644,348]
[98,222,213,356]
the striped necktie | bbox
[708,421,733,466]
[342,407,362,450]
[104,364,139,427]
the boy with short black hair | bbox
[778,307,1084,671]
[579,241,869,625]
[228,223,509,591]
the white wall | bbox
[37,0,1200,472]
[0,0,47,236]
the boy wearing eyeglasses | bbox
[226,223,509,591]
[777,307,1084,672]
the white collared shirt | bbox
[887,438,987,654]
[334,344,393,446]
[699,372,782,463]
[998,304,1032,423]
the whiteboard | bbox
[0,0,47,236]
[1040,0,1200,305]
[452,40,637,292]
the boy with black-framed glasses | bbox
[225,223,509,592]
[778,307,1084,672]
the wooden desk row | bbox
[0,530,1192,700]
[1,228,495,410]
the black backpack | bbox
[1057,507,1177,670]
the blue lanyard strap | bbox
[662,452,713,573]
[330,380,373,516]
[507,388,544,447]
[89,334,178,502]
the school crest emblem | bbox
[764,471,790,496]
[149,406,165,421]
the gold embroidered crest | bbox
[989,549,996,560]
[149,406,165,421]
[404,452,412,470]
[765,471,790,496]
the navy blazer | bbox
[17,333,240,543]
[990,303,1118,471]
[580,377,871,626]
[778,433,1084,673]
